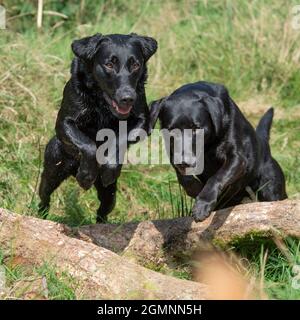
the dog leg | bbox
[94,177,117,223]
[56,117,98,190]
[38,137,78,216]
[176,171,204,198]
[192,152,246,222]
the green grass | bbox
[262,239,300,299]
[0,0,299,299]
[234,237,300,299]
[0,249,78,299]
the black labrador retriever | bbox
[150,81,287,222]
[39,33,157,222]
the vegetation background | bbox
[0,0,299,299]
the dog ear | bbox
[203,95,225,137]
[71,33,103,61]
[131,34,158,61]
[149,98,165,134]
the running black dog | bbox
[39,33,157,222]
[150,81,287,222]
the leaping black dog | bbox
[39,33,157,222]
[150,81,287,222]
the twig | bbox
[43,10,68,19]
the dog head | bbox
[150,92,224,175]
[72,33,157,119]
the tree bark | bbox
[76,200,300,265]
[0,208,207,299]
[1,200,298,299]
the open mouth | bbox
[103,93,133,117]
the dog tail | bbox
[148,97,166,135]
[256,107,274,142]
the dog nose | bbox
[116,86,137,106]
[181,158,197,168]
[120,96,134,105]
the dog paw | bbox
[192,199,216,222]
[76,169,97,190]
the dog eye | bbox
[105,62,114,69]
[132,62,140,71]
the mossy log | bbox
[76,200,300,265]
[0,208,207,299]
[1,200,298,298]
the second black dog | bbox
[150,81,287,222]
[39,33,157,222]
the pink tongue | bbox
[112,100,132,115]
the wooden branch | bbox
[0,208,207,300]
[76,200,300,265]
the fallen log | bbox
[1,200,298,298]
[76,200,300,265]
[0,208,208,299]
